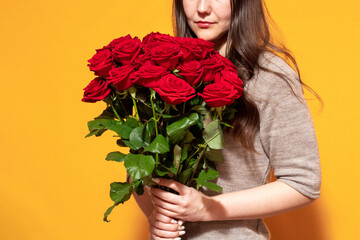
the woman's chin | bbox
[194,33,216,42]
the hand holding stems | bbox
[146,178,214,223]
[148,207,185,240]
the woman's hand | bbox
[148,207,185,240]
[147,178,213,222]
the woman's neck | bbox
[212,33,228,57]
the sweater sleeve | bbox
[249,53,322,199]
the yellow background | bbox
[0,0,359,239]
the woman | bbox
[131,0,322,239]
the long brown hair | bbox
[173,0,322,151]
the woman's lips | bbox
[196,21,213,28]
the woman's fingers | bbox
[152,208,177,224]
[148,210,185,240]
[155,205,180,219]
[152,178,188,195]
[150,187,182,205]
[150,236,181,240]
[151,194,181,213]
[149,208,185,240]
[150,226,185,240]
[153,220,184,231]
[149,236,173,240]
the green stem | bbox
[150,95,159,167]
[150,96,159,136]
[182,102,186,115]
[131,97,141,126]
[185,147,201,165]
[187,146,207,185]
[110,102,124,123]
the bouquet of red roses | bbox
[82,32,243,222]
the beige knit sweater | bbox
[181,52,321,240]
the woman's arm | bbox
[206,180,314,221]
[148,178,316,222]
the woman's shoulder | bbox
[245,51,303,103]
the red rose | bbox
[87,48,114,77]
[215,69,244,94]
[130,62,168,88]
[82,77,112,103]
[177,37,214,61]
[177,60,204,86]
[198,81,240,107]
[132,51,152,69]
[142,32,174,51]
[221,57,238,71]
[210,51,238,71]
[107,65,135,92]
[153,74,196,105]
[112,37,141,65]
[106,34,132,49]
[200,57,223,82]
[151,43,182,70]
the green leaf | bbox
[122,140,137,150]
[88,119,134,139]
[178,168,193,184]
[190,114,204,137]
[106,151,126,162]
[85,128,107,138]
[173,145,181,174]
[116,139,127,147]
[190,105,208,115]
[86,120,108,138]
[94,107,116,119]
[204,148,225,163]
[132,179,144,195]
[199,181,222,192]
[189,96,200,106]
[160,163,176,178]
[109,182,133,203]
[103,181,134,222]
[183,131,195,144]
[124,154,155,181]
[203,119,224,149]
[180,147,188,163]
[144,135,170,154]
[103,204,117,222]
[188,158,196,167]
[145,119,156,137]
[166,117,190,143]
[188,112,200,125]
[154,167,170,177]
[124,117,139,129]
[160,114,175,119]
[197,169,222,192]
[143,126,151,146]
[129,125,146,150]
[166,113,199,143]
[222,107,237,121]
[87,120,104,132]
[154,99,165,113]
